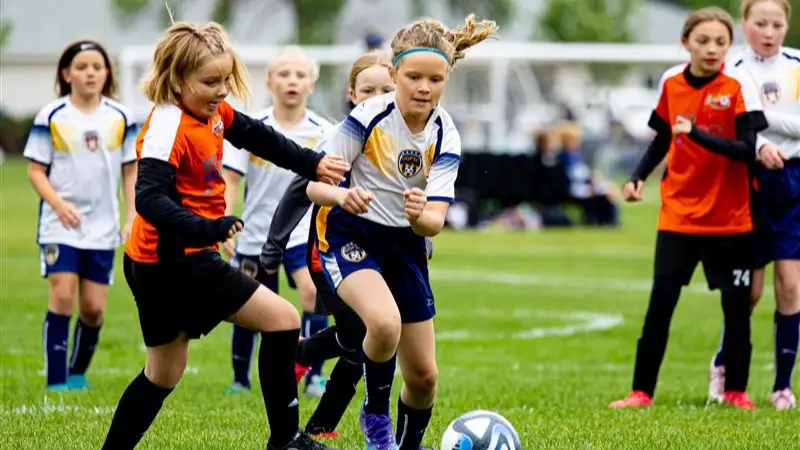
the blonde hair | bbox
[741,0,791,20]
[349,50,392,90]
[266,45,320,83]
[681,7,735,41]
[142,21,250,105]
[391,14,498,69]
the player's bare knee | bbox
[776,278,800,314]
[299,284,316,312]
[48,281,76,315]
[367,314,401,351]
[405,367,438,399]
[268,299,302,331]
[145,340,189,388]
[78,300,105,326]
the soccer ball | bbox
[440,410,521,450]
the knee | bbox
[298,282,317,312]
[776,277,800,314]
[366,313,401,350]
[404,366,439,399]
[145,353,188,388]
[49,281,76,315]
[79,301,105,326]
[272,300,302,331]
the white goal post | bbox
[119,42,697,149]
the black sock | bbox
[773,311,799,391]
[102,370,174,450]
[632,277,682,397]
[362,351,396,415]
[260,329,301,448]
[68,318,101,376]
[396,398,433,450]
[720,288,752,392]
[43,311,70,386]
[297,326,341,367]
[306,357,362,433]
[231,324,258,387]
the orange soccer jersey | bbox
[126,102,236,263]
[652,64,762,235]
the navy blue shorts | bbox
[40,243,115,285]
[283,244,308,274]
[758,160,800,261]
[317,209,434,323]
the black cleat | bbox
[267,430,338,450]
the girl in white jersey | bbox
[709,0,799,411]
[307,15,497,450]
[221,46,331,396]
[23,40,137,391]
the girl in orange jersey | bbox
[610,7,768,410]
[101,22,347,450]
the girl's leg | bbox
[44,272,78,389]
[102,334,189,450]
[68,278,108,387]
[395,320,437,450]
[773,260,800,397]
[228,284,332,449]
[292,267,328,394]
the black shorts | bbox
[310,265,347,315]
[123,250,261,347]
[654,230,757,291]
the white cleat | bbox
[771,389,796,411]
[708,359,725,405]
[304,375,327,398]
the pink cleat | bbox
[609,390,653,409]
[770,389,796,411]
[722,391,755,410]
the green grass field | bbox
[0,157,797,449]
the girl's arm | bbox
[262,175,312,271]
[687,112,767,163]
[306,181,348,207]
[121,162,137,240]
[764,110,800,139]
[27,162,80,229]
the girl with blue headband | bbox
[306,13,497,450]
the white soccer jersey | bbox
[23,96,137,250]
[324,92,461,227]
[222,107,331,256]
[732,46,800,158]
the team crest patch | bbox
[341,242,367,263]
[212,118,224,136]
[83,130,100,151]
[705,94,731,110]
[398,150,423,178]
[43,244,59,266]
[239,258,258,278]
[761,81,781,105]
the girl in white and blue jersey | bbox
[710,0,799,411]
[306,15,497,450]
[221,46,332,396]
[23,40,138,391]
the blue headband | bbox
[392,48,450,67]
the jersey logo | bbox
[83,130,100,151]
[761,81,781,105]
[705,94,731,110]
[398,149,423,178]
[341,242,367,263]
[212,117,224,136]
[43,244,59,266]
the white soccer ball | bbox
[440,410,522,450]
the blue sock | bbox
[231,324,258,388]
[302,312,329,383]
[68,318,101,375]
[774,311,800,391]
[362,351,396,415]
[44,311,70,386]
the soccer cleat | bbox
[67,374,89,390]
[46,383,69,392]
[360,406,399,450]
[225,382,250,394]
[708,359,725,404]
[770,389,796,411]
[296,363,312,384]
[304,375,327,398]
[608,390,653,409]
[266,430,337,450]
[722,391,755,410]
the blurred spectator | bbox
[364,31,386,50]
